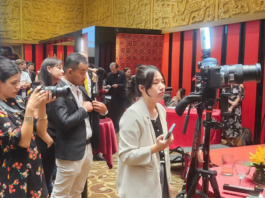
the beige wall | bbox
[1,0,265,42]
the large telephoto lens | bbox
[220,63,261,85]
[44,86,70,98]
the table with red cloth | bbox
[93,118,118,169]
[197,167,265,198]
[166,108,221,150]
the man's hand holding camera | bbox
[82,101,107,115]
[82,101,93,112]
[92,101,107,115]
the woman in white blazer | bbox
[117,65,174,198]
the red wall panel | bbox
[162,34,170,86]
[24,44,32,62]
[116,33,163,76]
[226,23,240,65]
[210,26,223,65]
[35,44,43,72]
[182,30,193,95]
[57,45,64,61]
[47,44,54,57]
[242,20,260,137]
[196,29,201,74]
[171,32,181,97]
[262,52,265,143]
[67,46,74,56]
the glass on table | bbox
[221,154,234,176]
[234,160,251,186]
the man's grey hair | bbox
[109,62,118,68]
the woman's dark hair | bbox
[0,56,21,83]
[136,65,165,96]
[124,67,131,73]
[178,88,186,99]
[96,68,105,84]
[39,57,61,86]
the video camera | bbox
[175,27,261,116]
[29,81,70,98]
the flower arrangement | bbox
[249,146,265,170]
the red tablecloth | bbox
[166,108,221,149]
[197,167,265,198]
[94,118,118,169]
[209,144,265,166]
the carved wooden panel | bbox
[1,0,21,40]
[113,0,152,29]
[153,0,215,29]
[22,0,83,40]
[84,0,112,27]
[2,0,265,41]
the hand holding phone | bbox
[164,123,176,140]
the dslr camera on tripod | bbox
[176,27,262,198]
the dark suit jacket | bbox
[50,80,100,161]
[107,70,127,101]
[29,71,36,83]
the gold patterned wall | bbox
[1,0,265,42]
[1,0,83,41]
[83,0,265,29]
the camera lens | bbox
[44,86,70,98]
[220,63,261,85]
[56,86,70,98]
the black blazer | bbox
[107,70,127,100]
[50,80,100,161]
[30,71,36,83]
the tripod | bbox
[177,105,222,198]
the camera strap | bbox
[0,99,23,114]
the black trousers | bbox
[40,144,56,195]
[111,99,125,131]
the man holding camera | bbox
[50,53,107,198]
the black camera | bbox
[175,28,261,116]
[30,82,70,98]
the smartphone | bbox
[164,123,176,140]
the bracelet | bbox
[25,116,33,124]
[38,115,47,121]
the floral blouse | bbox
[0,97,48,198]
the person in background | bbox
[28,63,36,83]
[124,67,133,107]
[131,64,144,103]
[222,84,245,140]
[167,88,186,107]
[26,61,31,72]
[50,53,107,198]
[96,67,109,103]
[117,65,173,198]
[15,59,32,98]
[107,62,127,132]
[39,57,64,196]
[79,52,97,99]
[0,57,54,198]
[79,53,105,162]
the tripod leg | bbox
[187,174,201,197]
[209,174,221,198]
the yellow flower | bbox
[249,146,265,165]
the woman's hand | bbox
[27,86,47,111]
[41,91,56,105]
[104,89,109,93]
[151,134,174,154]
